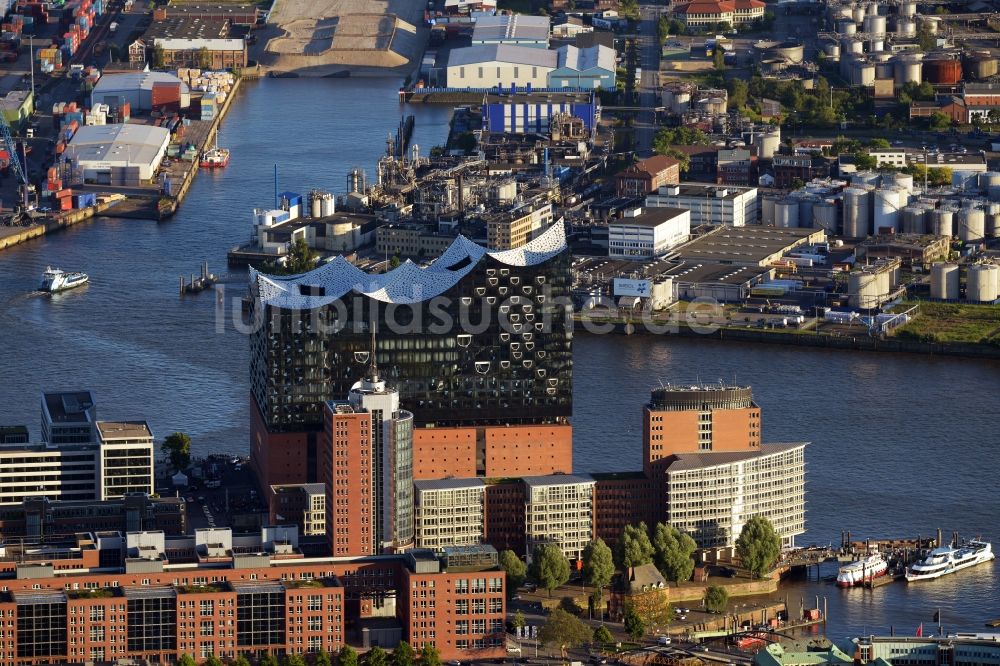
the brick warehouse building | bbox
[248,222,574,493]
[0,528,504,665]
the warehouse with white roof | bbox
[65,124,171,183]
[90,72,191,111]
[471,14,550,48]
[446,44,557,88]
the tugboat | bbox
[40,266,89,292]
[200,146,230,168]
[836,552,889,587]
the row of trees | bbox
[176,643,444,666]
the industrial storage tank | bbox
[963,51,999,80]
[931,263,960,300]
[838,19,858,35]
[852,171,881,187]
[849,271,882,309]
[895,17,917,37]
[893,53,923,85]
[863,15,887,35]
[852,5,866,22]
[922,54,962,84]
[901,206,928,234]
[755,130,781,159]
[978,171,1000,192]
[956,207,986,241]
[987,214,1000,238]
[813,200,839,234]
[875,58,895,79]
[874,187,903,233]
[843,187,872,237]
[966,264,1000,302]
[930,208,954,236]
[886,171,914,194]
[797,195,817,228]
[850,59,876,85]
[869,39,884,53]
[899,1,916,17]
[824,42,842,60]
[919,15,939,34]
[843,38,865,55]
[320,192,335,217]
[775,199,800,228]
[310,191,323,218]
[761,193,779,226]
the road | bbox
[634,5,662,157]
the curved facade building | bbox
[249,222,574,490]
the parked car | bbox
[657,636,672,646]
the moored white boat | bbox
[40,266,89,292]
[837,552,889,587]
[906,540,994,582]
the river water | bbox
[0,77,998,638]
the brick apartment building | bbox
[615,155,681,197]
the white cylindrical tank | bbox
[775,199,800,228]
[979,171,1000,191]
[310,191,322,218]
[869,39,884,53]
[920,15,939,34]
[887,171,914,194]
[900,206,927,234]
[852,5,866,22]
[814,200,839,233]
[852,171,880,186]
[838,19,858,35]
[864,15,886,34]
[986,214,1000,238]
[761,194,779,226]
[844,38,865,55]
[956,208,986,241]
[755,130,781,159]
[896,17,917,37]
[966,264,1000,302]
[894,54,923,84]
[867,2,879,16]
[877,268,891,300]
[849,270,882,309]
[931,263,960,299]
[797,196,817,228]
[874,187,902,233]
[320,192,336,217]
[843,187,872,237]
[875,59,895,79]
[930,208,954,236]
[900,1,916,17]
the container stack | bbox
[54,188,73,211]
[37,44,63,72]
[73,192,96,208]
[199,92,217,121]
[1,13,23,59]
[176,69,234,105]
[85,102,108,125]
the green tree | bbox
[538,608,591,658]
[623,602,646,639]
[917,25,936,50]
[233,657,252,666]
[867,138,891,150]
[928,166,953,186]
[315,649,333,666]
[618,0,639,20]
[929,112,951,131]
[285,655,307,666]
[205,656,224,666]
[512,609,526,633]
[727,78,748,111]
[652,523,697,584]
[198,46,212,69]
[161,432,191,472]
[391,641,415,666]
[735,515,782,578]
[582,538,615,590]
[499,549,527,594]
[653,126,711,149]
[260,655,280,666]
[854,153,878,171]
[617,522,655,569]
[703,585,729,614]
[177,655,197,666]
[366,647,388,666]
[661,147,691,174]
[284,237,317,274]
[713,46,725,71]
[593,625,614,645]
[529,543,570,596]
[419,645,441,666]
[151,43,165,68]
[338,646,358,666]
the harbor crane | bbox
[0,111,33,211]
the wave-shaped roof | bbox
[251,220,566,309]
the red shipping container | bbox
[55,188,72,198]
[151,81,181,106]
[55,141,65,154]
[47,179,62,191]
[59,196,73,211]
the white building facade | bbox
[523,474,595,561]
[414,478,486,551]
[646,184,759,227]
[608,207,691,258]
[446,44,556,89]
[661,443,806,549]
